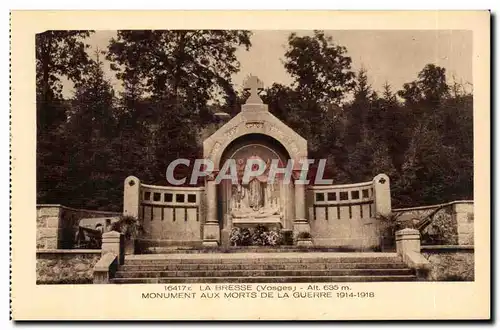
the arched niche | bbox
[203,110,308,170]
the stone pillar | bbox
[102,231,125,265]
[395,228,421,257]
[36,205,61,249]
[123,176,141,219]
[453,202,474,245]
[294,183,306,221]
[203,179,220,246]
[373,173,391,217]
[293,182,311,242]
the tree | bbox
[36,31,94,129]
[36,30,94,204]
[107,30,252,123]
[417,64,450,106]
[63,52,119,210]
[284,30,356,107]
[345,68,374,146]
[398,64,449,109]
[379,82,408,172]
[392,64,472,207]
[106,30,252,185]
[263,31,356,181]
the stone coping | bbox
[307,180,373,190]
[141,183,205,191]
[392,200,473,212]
[421,245,474,253]
[37,249,102,255]
[36,204,120,215]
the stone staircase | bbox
[110,252,417,283]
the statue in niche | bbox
[248,178,264,211]
[230,178,281,219]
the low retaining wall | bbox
[37,204,120,249]
[36,249,102,284]
[393,201,474,245]
[421,245,474,281]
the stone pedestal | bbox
[396,228,420,258]
[293,220,310,236]
[101,231,124,265]
[395,228,430,278]
[123,176,141,219]
[203,223,220,246]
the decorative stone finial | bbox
[243,74,264,104]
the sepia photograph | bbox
[10,10,490,320]
[35,29,474,284]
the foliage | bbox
[284,30,356,106]
[36,31,94,103]
[106,30,251,124]
[62,52,121,210]
[229,227,252,246]
[110,215,144,240]
[376,213,411,250]
[264,229,283,246]
[420,207,458,245]
[36,31,95,205]
[229,226,284,246]
[379,206,459,247]
[251,225,268,246]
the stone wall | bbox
[393,201,474,245]
[421,246,474,281]
[134,184,204,245]
[307,175,390,249]
[37,205,120,249]
[36,250,101,284]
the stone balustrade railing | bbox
[305,174,391,248]
[123,176,205,245]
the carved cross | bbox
[243,74,264,104]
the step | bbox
[115,268,414,278]
[119,262,408,272]
[144,247,384,254]
[124,256,401,265]
[110,274,417,284]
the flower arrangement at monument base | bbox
[229,225,284,246]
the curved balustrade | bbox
[140,183,204,207]
[308,180,374,206]
[124,176,205,244]
[306,174,390,248]
[307,180,375,222]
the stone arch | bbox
[203,112,308,170]
[218,133,291,169]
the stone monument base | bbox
[231,215,283,229]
